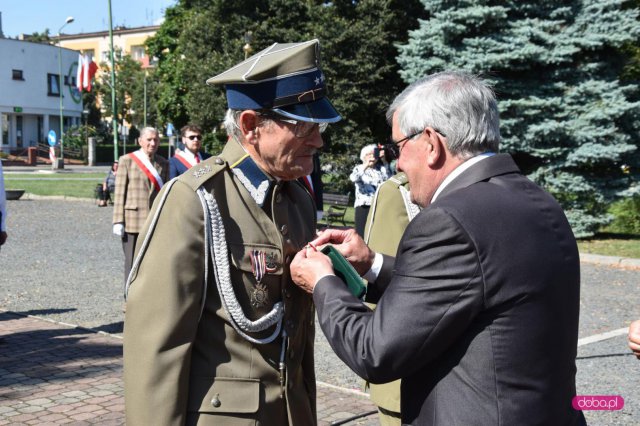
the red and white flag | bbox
[76,53,98,92]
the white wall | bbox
[0,38,82,149]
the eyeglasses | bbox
[385,130,424,158]
[385,128,447,158]
[186,134,202,141]
[257,112,328,138]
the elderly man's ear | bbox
[239,111,259,144]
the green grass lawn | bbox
[4,173,103,199]
[577,233,640,258]
[5,175,639,258]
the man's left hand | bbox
[290,246,335,294]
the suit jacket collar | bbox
[436,153,521,201]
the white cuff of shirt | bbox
[362,252,383,283]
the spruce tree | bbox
[397,0,640,237]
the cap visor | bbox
[272,98,341,123]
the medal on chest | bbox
[249,250,278,308]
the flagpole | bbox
[108,0,118,161]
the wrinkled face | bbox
[393,112,432,207]
[138,130,159,156]
[254,118,323,180]
[182,131,202,154]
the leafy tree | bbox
[146,0,424,191]
[23,29,51,43]
[397,0,640,237]
[94,50,148,134]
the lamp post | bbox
[143,70,147,128]
[57,16,74,170]
[108,0,118,162]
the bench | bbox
[323,192,351,227]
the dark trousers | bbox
[355,205,370,237]
[122,232,138,292]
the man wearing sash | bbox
[112,127,168,285]
[124,40,340,425]
[169,124,211,179]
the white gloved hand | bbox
[113,223,125,237]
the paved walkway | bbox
[0,311,377,425]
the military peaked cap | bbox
[206,39,341,123]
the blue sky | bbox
[0,0,176,38]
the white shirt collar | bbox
[431,153,494,202]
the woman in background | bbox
[349,144,390,236]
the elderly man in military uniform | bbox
[123,40,341,426]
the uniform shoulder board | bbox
[389,172,408,187]
[179,156,227,191]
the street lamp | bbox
[108,0,119,162]
[57,16,74,170]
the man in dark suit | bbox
[169,124,211,179]
[291,71,585,425]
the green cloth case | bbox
[321,245,367,299]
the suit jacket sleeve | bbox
[112,156,129,225]
[313,206,484,384]
[169,158,179,180]
[123,180,204,425]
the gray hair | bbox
[223,109,276,143]
[386,71,500,159]
[360,144,376,162]
[139,126,159,138]
[223,109,244,142]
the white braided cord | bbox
[124,178,179,300]
[196,187,283,344]
[400,185,421,221]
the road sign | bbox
[47,130,57,147]
[166,123,175,137]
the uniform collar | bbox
[225,140,275,207]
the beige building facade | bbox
[58,25,159,68]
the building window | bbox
[63,75,76,87]
[48,73,60,96]
[101,51,110,62]
[12,69,24,80]
[131,45,146,60]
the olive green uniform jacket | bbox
[363,172,419,418]
[124,140,317,426]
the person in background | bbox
[97,161,118,207]
[349,144,390,236]
[362,171,420,425]
[291,71,584,425]
[629,319,640,359]
[112,127,168,286]
[123,39,340,425]
[169,124,211,179]
[0,160,7,248]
